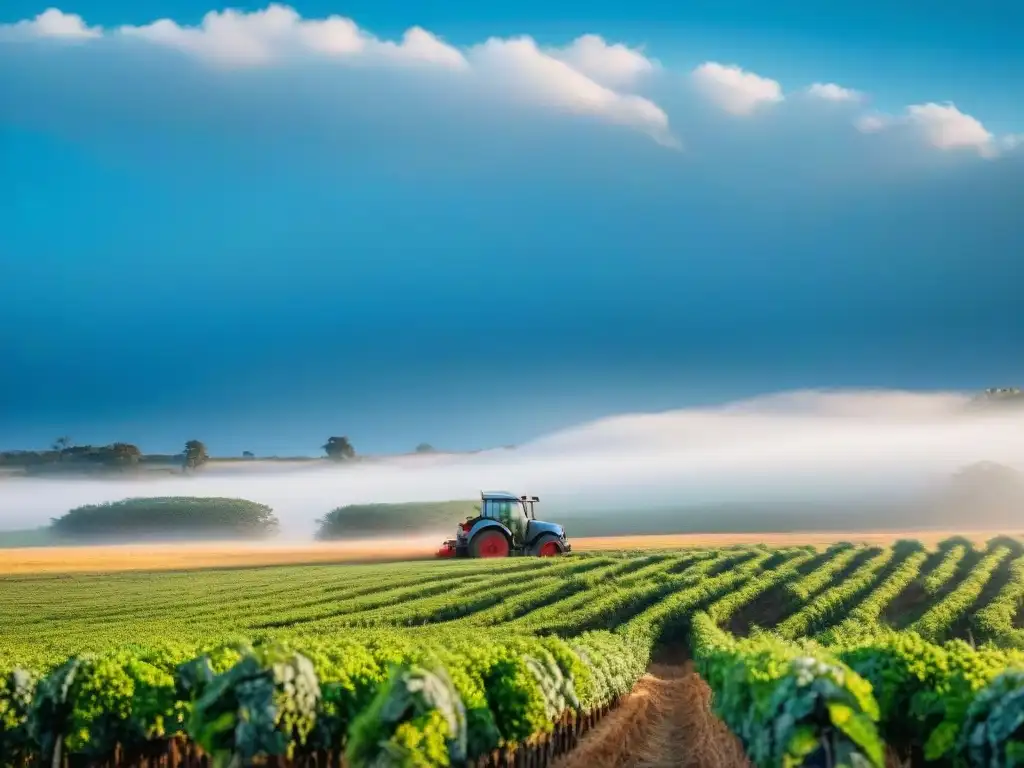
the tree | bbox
[242,451,255,459]
[322,436,356,461]
[51,436,72,462]
[106,443,142,468]
[415,443,435,453]
[183,440,210,471]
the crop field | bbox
[4,535,1024,766]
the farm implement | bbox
[436,490,571,558]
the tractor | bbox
[436,491,571,558]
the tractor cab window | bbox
[483,498,528,543]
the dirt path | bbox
[553,652,748,768]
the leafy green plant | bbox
[692,613,884,768]
[0,668,36,764]
[957,669,1024,767]
[185,643,321,766]
[346,664,467,767]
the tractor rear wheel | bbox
[470,530,510,558]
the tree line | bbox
[0,434,441,470]
[2,386,1017,470]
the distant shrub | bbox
[315,501,477,540]
[51,497,279,540]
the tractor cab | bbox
[436,491,570,558]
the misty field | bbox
[4,535,1024,766]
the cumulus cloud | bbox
[0,5,1020,160]
[857,102,1005,158]
[468,36,675,146]
[691,62,784,116]
[118,5,467,69]
[548,34,656,89]
[0,4,675,146]
[2,7,100,39]
[806,82,862,102]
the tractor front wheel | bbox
[470,530,510,558]
[532,534,563,557]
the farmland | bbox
[4,535,1024,766]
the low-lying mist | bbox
[2,389,1023,539]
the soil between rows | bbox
[551,648,748,768]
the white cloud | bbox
[855,113,889,133]
[691,62,783,116]
[906,102,994,155]
[118,4,467,69]
[548,34,656,89]
[0,5,1020,160]
[3,7,100,39]
[468,36,676,146]
[857,102,1002,158]
[806,82,862,102]
[5,5,674,145]
[1000,134,1024,152]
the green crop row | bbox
[910,546,1011,642]
[691,611,886,767]
[817,549,929,645]
[785,544,863,602]
[972,554,1024,644]
[776,547,896,639]
[923,544,969,595]
[836,628,1024,764]
[0,627,649,767]
[703,550,816,626]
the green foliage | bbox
[817,550,928,644]
[924,544,969,595]
[346,665,466,768]
[691,612,884,768]
[911,546,1012,642]
[8,541,1024,766]
[786,546,864,603]
[776,547,895,639]
[975,556,1024,643]
[958,669,1024,767]
[186,643,321,766]
[0,668,36,764]
[50,496,279,539]
[836,629,953,754]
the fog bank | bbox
[2,389,1022,538]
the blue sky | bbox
[1,0,1022,457]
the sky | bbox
[1,0,1022,457]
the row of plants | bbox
[775,546,898,639]
[910,546,1012,642]
[625,551,889,767]
[677,546,1024,768]
[972,554,1024,647]
[0,626,650,767]
[784,543,862,602]
[816,545,929,644]
[835,629,1024,765]
[923,544,971,595]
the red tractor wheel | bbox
[538,540,561,557]
[471,530,510,558]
